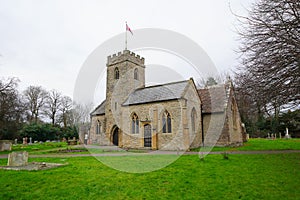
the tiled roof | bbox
[91,81,231,115]
[122,80,189,106]
[91,100,106,116]
[197,85,228,113]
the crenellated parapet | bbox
[107,50,145,67]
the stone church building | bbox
[89,50,245,150]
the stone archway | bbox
[111,126,119,146]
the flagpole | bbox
[125,21,127,50]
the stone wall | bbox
[226,90,243,145]
[202,88,244,147]
[183,80,202,149]
[120,99,185,150]
[105,50,145,147]
[89,115,111,145]
[118,80,202,151]
[202,112,227,146]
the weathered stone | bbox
[7,151,28,166]
[0,140,12,151]
[89,50,244,150]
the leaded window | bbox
[96,120,101,134]
[191,108,196,133]
[114,67,119,79]
[134,68,138,80]
[162,111,172,133]
[131,113,139,134]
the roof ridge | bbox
[139,79,189,90]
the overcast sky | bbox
[0,0,255,104]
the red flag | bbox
[126,23,133,35]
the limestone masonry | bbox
[89,50,245,150]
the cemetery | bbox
[0,141,299,199]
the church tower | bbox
[105,50,145,136]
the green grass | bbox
[0,142,149,155]
[0,142,68,154]
[0,153,299,199]
[192,138,300,152]
[2,139,299,156]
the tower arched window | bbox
[114,67,119,79]
[162,111,172,133]
[191,108,196,133]
[96,120,101,134]
[131,113,139,134]
[134,68,138,80]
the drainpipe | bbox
[201,104,204,147]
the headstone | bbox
[267,133,270,139]
[279,133,282,139]
[23,138,26,145]
[285,127,291,139]
[29,137,32,144]
[14,139,18,145]
[0,140,12,151]
[7,151,28,166]
[246,134,250,140]
[271,133,274,139]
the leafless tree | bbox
[23,86,48,123]
[59,95,72,127]
[0,77,25,139]
[72,102,93,125]
[236,0,300,113]
[45,90,62,125]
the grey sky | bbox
[0,0,254,104]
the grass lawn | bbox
[0,142,68,155]
[0,153,299,200]
[192,138,300,152]
[1,138,299,156]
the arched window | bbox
[134,68,138,80]
[191,108,196,133]
[131,113,139,134]
[114,67,119,79]
[96,120,101,134]
[162,111,172,133]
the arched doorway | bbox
[112,126,119,146]
[144,124,152,147]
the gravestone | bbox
[7,151,28,166]
[246,134,250,140]
[285,127,291,139]
[0,140,12,151]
